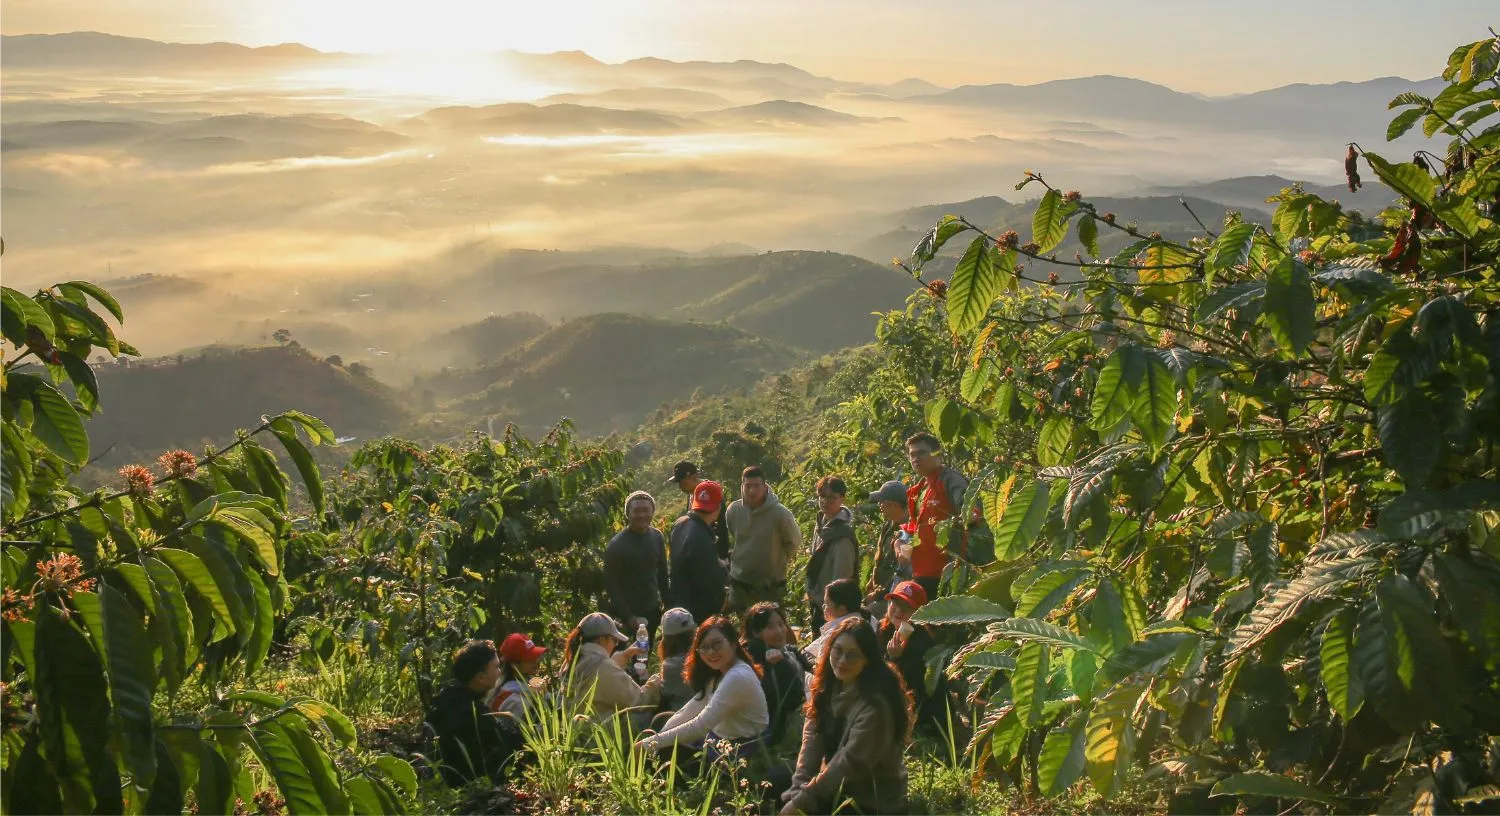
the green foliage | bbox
[865,30,1500,811]
[1,280,414,813]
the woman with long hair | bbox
[559,612,661,719]
[635,616,769,759]
[742,601,813,748]
[803,578,875,665]
[780,617,910,815]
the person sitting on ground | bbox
[669,481,729,625]
[725,466,803,614]
[805,475,859,630]
[559,612,662,721]
[804,578,876,665]
[877,580,951,736]
[653,607,698,716]
[864,479,913,621]
[780,618,911,815]
[426,639,517,786]
[604,490,669,644]
[743,601,814,750]
[635,616,770,764]
[489,633,547,721]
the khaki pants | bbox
[726,578,787,614]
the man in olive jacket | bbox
[725,466,802,613]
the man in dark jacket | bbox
[864,479,912,621]
[604,490,668,641]
[667,460,732,561]
[805,475,859,628]
[669,480,728,624]
[424,639,518,786]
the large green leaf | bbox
[1195,281,1266,323]
[35,604,122,813]
[1011,642,1049,727]
[911,595,1012,626]
[145,555,195,690]
[57,280,124,324]
[12,374,89,465]
[1320,605,1364,720]
[211,506,280,577]
[1036,415,1072,467]
[1362,152,1436,210]
[251,719,330,816]
[281,410,336,446]
[1076,214,1099,257]
[947,236,1007,335]
[372,756,418,799]
[1089,345,1145,431]
[1263,256,1316,356]
[1130,351,1177,453]
[282,715,351,815]
[1378,389,1440,486]
[243,570,275,677]
[100,585,158,786]
[157,547,238,639]
[1085,682,1145,797]
[1031,189,1076,254]
[1097,633,1196,688]
[1387,107,1425,140]
[993,617,1095,652]
[1228,556,1377,658]
[1210,771,1337,804]
[1038,718,1087,796]
[992,479,1053,560]
[1,286,57,347]
[1206,223,1257,280]
[910,214,971,266]
[293,700,357,750]
[1014,566,1088,620]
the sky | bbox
[3,0,1496,93]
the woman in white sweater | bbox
[635,616,769,760]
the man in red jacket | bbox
[904,431,976,601]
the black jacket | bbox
[424,681,517,786]
[684,498,733,560]
[877,621,948,730]
[746,637,812,746]
[603,526,668,622]
[669,513,727,624]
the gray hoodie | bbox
[806,506,858,601]
[725,489,802,587]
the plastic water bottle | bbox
[634,622,650,679]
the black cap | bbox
[667,460,699,484]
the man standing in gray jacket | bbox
[805,475,859,628]
[725,466,802,614]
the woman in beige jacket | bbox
[780,617,911,815]
[560,612,662,720]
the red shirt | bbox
[906,471,955,579]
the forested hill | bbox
[426,313,807,434]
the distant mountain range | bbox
[2,113,407,164]
[2,32,1442,123]
[430,313,807,434]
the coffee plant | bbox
[0,279,417,814]
[292,424,629,706]
[897,33,1500,813]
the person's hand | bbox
[765,648,785,664]
[612,644,642,668]
[633,732,656,752]
[887,637,905,658]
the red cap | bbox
[885,580,928,609]
[691,480,724,513]
[500,633,546,663]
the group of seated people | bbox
[425,577,953,814]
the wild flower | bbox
[119,464,155,496]
[35,553,94,595]
[1,588,33,622]
[157,449,198,478]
